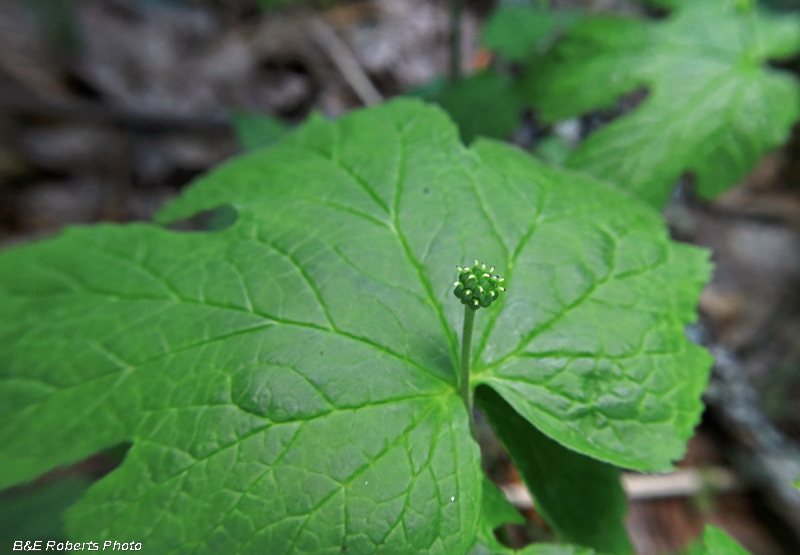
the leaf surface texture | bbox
[0,100,710,553]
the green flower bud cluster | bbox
[454,260,506,311]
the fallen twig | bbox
[308,16,383,106]
[500,467,741,510]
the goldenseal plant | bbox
[0,99,734,554]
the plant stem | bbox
[448,0,462,82]
[459,306,475,421]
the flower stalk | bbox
[459,306,475,415]
[453,260,506,418]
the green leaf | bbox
[0,478,93,543]
[516,548,595,555]
[483,5,581,61]
[533,136,572,167]
[476,387,631,554]
[523,0,800,207]
[682,540,710,555]
[662,525,751,555]
[407,72,523,143]
[469,535,596,555]
[0,99,710,552]
[701,525,751,555]
[471,475,524,555]
[229,111,289,152]
[468,139,712,472]
[480,476,524,533]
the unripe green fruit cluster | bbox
[454,260,506,311]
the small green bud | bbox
[453,260,506,311]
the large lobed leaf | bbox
[523,0,800,207]
[0,100,710,553]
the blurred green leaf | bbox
[229,111,289,152]
[532,135,571,166]
[524,0,800,207]
[469,534,597,555]
[30,0,79,49]
[700,526,751,555]
[408,71,523,143]
[483,5,581,61]
[0,478,93,543]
